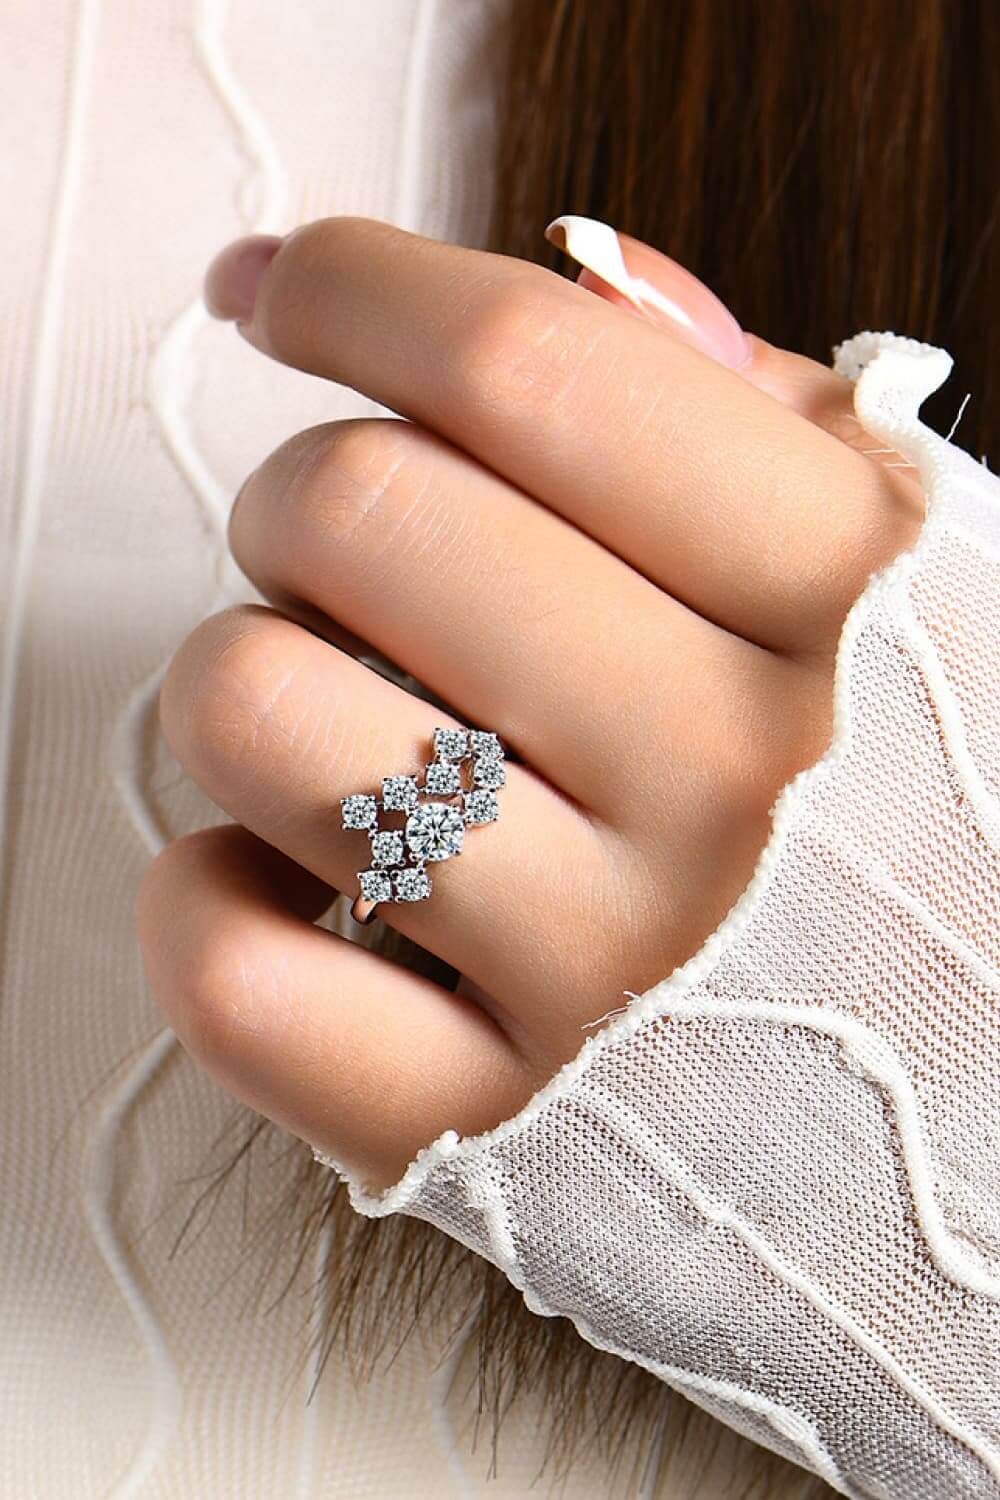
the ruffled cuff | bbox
[315,332,1000,1500]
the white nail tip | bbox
[545,214,709,341]
[544,214,645,311]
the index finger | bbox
[205,217,914,656]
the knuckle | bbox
[133,832,242,1066]
[135,827,295,1076]
[448,273,590,418]
[135,833,192,950]
[286,418,415,550]
[250,219,338,353]
[172,913,267,1071]
[160,605,295,783]
[252,216,390,358]
[231,420,424,584]
[279,214,378,267]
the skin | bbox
[135,217,924,1194]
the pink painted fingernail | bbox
[544,215,752,370]
[203,233,284,321]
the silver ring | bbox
[340,727,506,924]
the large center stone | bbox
[405,801,466,862]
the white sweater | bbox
[319,335,1000,1500]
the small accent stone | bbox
[359,869,393,903]
[405,801,466,861]
[464,789,499,825]
[425,761,461,795]
[341,794,378,829]
[382,775,419,812]
[473,756,505,790]
[370,829,405,867]
[394,867,432,901]
[469,730,503,759]
[433,726,469,761]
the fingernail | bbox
[203,233,284,321]
[544,215,752,370]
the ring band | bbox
[341,727,506,924]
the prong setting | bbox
[433,727,469,761]
[425,761,462,796]
[464,789,499,825]
[341,793,378,829]
[370,829,405,867]
[343,728,504,917]
[394,867,432,901]
[359,869,393,903]
[473,756,505,790]
[382,775,420,812]
[469,730,502,758]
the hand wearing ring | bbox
[138,214,925,1193]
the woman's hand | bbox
[135,216,923,1193]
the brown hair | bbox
[491,0,996,462]
[163,3,997,1495]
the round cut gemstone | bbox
[473,756,505,791]
[394,868,432,901]
[425,760,462,796]
[359,869,393,903]
[405,801,465,862]
[382,775,419,812]
[370,829,405,867]
[469,730,502,759]
[464,789,499,825]
[341,794,378,829]
[433,727,469,762]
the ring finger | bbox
[158,602,643,1054]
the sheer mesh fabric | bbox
[314,332,1000,1500]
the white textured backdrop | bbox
[0,1,628,1492]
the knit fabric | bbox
[315,332,1000,1500]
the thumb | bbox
[544,215,920,489]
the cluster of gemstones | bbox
[341,727,505,907]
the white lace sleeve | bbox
[313,331,1000,1500]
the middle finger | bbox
[214,216,917,655]
[228,414,776,821]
